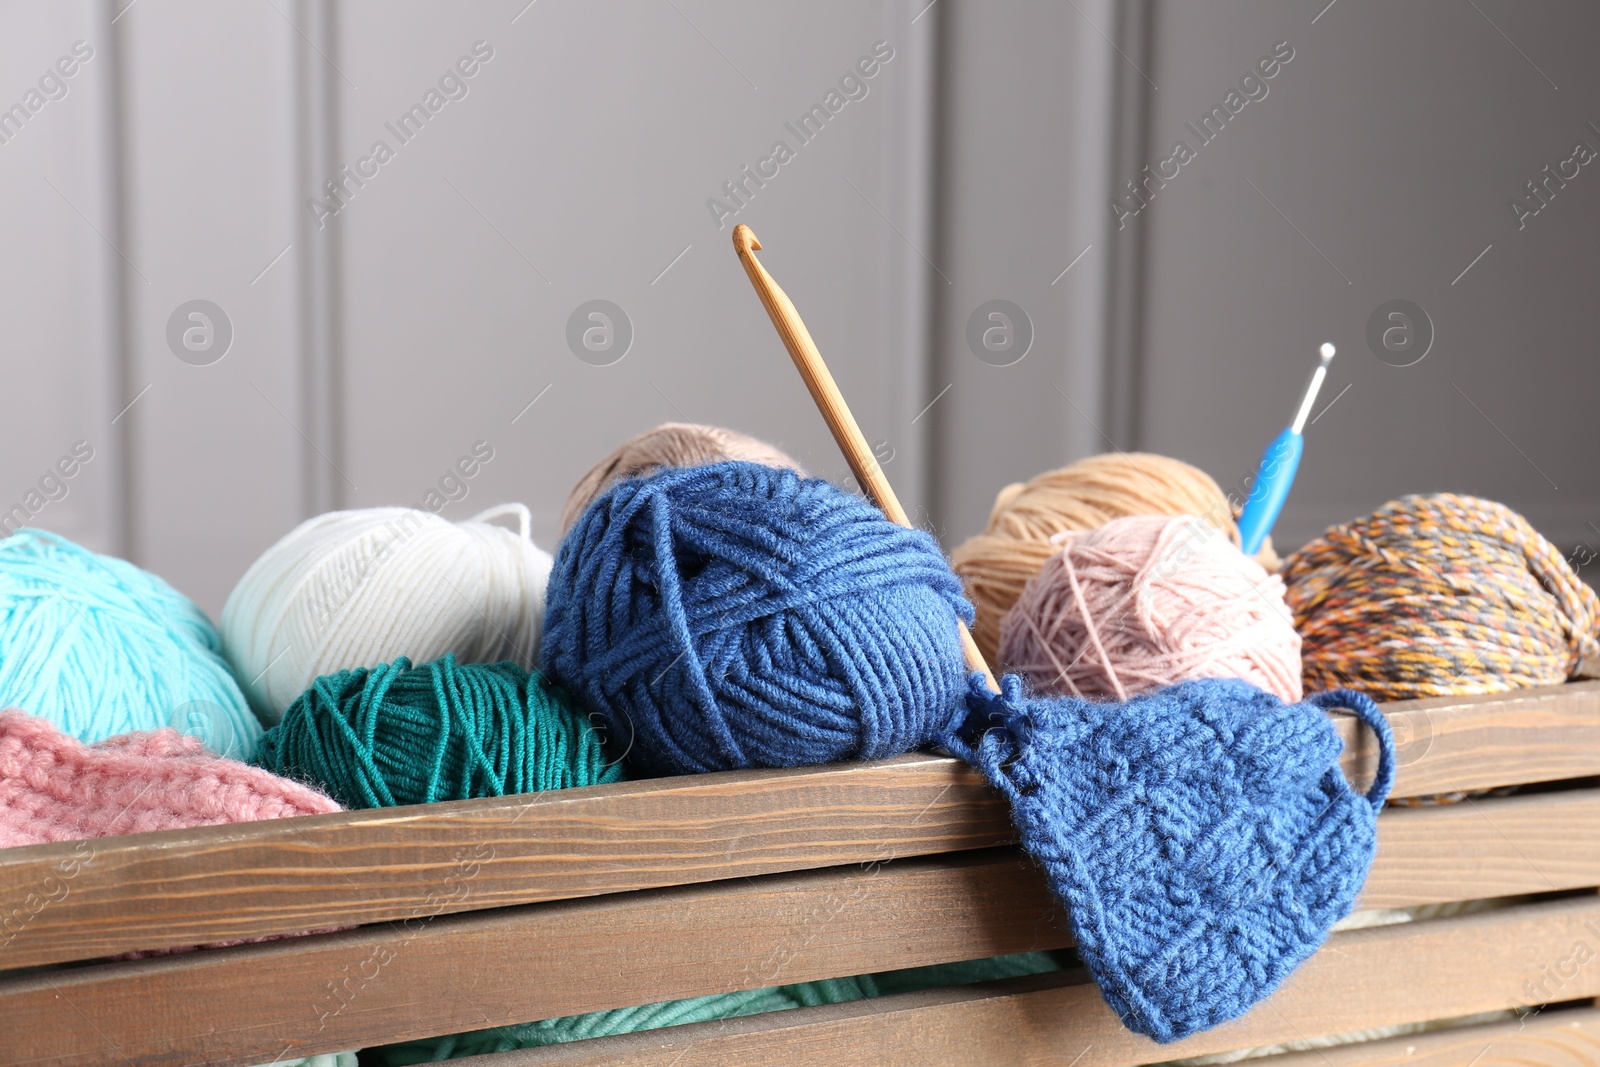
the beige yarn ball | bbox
[951,453,1258,670]
[561,423,804,533]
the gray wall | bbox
[1131,0,1600,554]
[4,0,1598,617]
[328,0,940,543]
[926,0,1122,542]
[0,2,124,555]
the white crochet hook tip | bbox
[732,223,999,692]
[1290,343,1336,435]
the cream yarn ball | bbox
[221,504,553,724]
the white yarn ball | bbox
[221,504,553,724]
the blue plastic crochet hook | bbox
[1237,342,1335,557]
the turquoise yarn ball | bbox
[0,530,259,757]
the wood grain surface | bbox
[0,682,1595,970]
[1253,1006,1600,1066]
[6,850,1600,1066]
[427,899,1600,1067]
[1359,787,1600,908]
[0,849,1068,1066]
[1335,680,1600,798]
[461,1004,1600,1067]
[0,753,1008,970]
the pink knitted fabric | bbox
[0,710,339,849]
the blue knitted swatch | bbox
[541,461,973,777]
[947,674,1395,1043]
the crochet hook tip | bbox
[1290,344,1335,435]
[732,224,761,255]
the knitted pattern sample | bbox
[0,710,339,848]
[947,674,1394,1042]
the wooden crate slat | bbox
[0,753,1008,971]
[424,899,1600,1067]
[449,1003,1600,1067]
[7,835,1600,1067]
[1249,1005,1600,1066]
[1360,788,1600,908]
[441,974,1089,1067]
[0,850,1069,1067]
[0,682,1594,971]
[1336,680,1600,798]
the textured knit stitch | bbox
[946,674,1394,1042]
[1284,493,1600,700]
[252,655,623,809]
[0,710,338,849]
[541,461,974,777]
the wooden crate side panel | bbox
[1335,681,1600,798]
[5,864,1600,1065]
[454,1005,1600,1067]
[0,754,1007,971]
[0,850,1068,1067]
[2,683,1596,969]
[427,901,1600,1067]
[1250,1005,1600,1066]
[1360,788,1600,908]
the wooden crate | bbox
[2,682,1598,1066]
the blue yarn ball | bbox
[540,461,974,776]
[0,530,260,756]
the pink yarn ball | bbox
[998,514,1302,703]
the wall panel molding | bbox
[1098,0,1154,453]
[925,0,1132,544]
[292,0,345,518]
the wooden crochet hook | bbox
[732,223,999,692]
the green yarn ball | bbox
[252,655,623,808]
